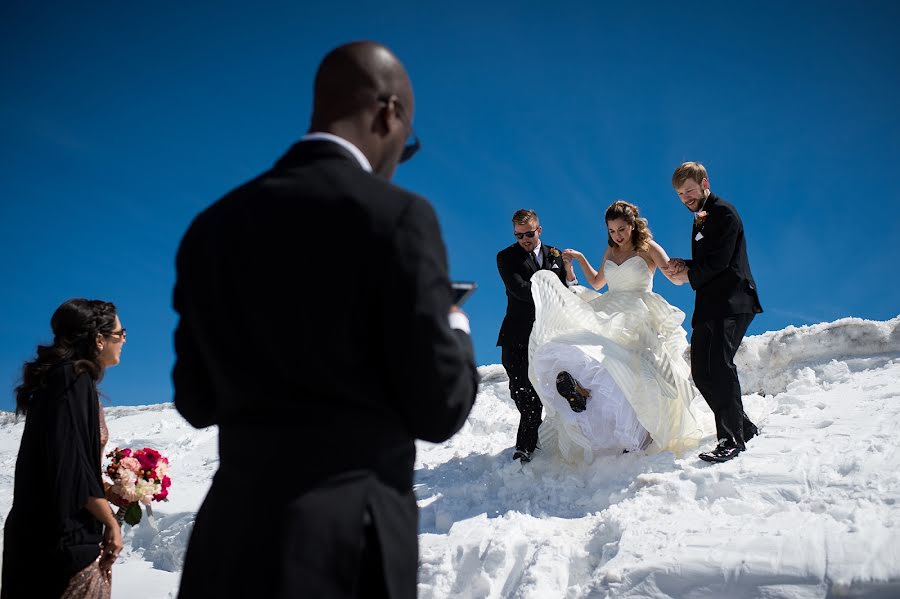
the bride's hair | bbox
[605,200,652,253]
[14,298,117,416]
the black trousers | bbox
[691,313,757,447]
[501,343,542,453]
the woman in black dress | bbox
[2,299,126,598]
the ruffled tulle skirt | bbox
[528,271,704,463]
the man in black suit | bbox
[173,41,478,599]
[496,209,577,463]
[667,162,763,463]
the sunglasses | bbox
[105,328,126,340]
[379,96,420,163]
[514,229,538,240]
[399,133,420,163]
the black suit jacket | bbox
[686,192,763,326]
[496,242,569,347]
[172,140,478,599]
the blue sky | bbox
[2,1,898,410]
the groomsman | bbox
[496,209,577,462]
[667,162,763,463]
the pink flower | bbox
[119,457,142,474]
[153,486,169,501]
[135,448,161,470]
[112,469,140,502]
[694,210,708,227]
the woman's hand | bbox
[99,519,124,577]
[88,493,123,578]
[562,249,583,263]
[665,258,686,274]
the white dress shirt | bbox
[300,132,373,173]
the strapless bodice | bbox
[604,256,653,293]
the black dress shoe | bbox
[699,439,743,463]
[556,371,588,413]
[513,449,532,463]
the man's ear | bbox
[377,96,399,135]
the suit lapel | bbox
[691,194,717,258]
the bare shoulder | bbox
[636,247,656,270]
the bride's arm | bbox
[647,240,684,285]
[564,248,608,290]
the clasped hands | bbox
[665,258,690,283]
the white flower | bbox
[135,479,161,506]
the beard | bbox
[687,193,707,212]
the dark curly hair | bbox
[14,298,118,416]
[605,200,652,253]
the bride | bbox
[528,200,705,463]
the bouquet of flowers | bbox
[104,447,172,526]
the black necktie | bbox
[529,251,539,270]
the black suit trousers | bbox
[691,313,756,446]
[501,343,542,453]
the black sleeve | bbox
[172,221,218,428]
[688,209,739,291]
[381,197,478,443]
[497,251,532,302]
[48,371,105,520]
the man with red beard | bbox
[668,162,763,463]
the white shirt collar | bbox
[299,132,372,173]
[532,240,542,256]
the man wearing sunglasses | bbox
[173,41,477,599]
[497,209,578,463]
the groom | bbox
[497,209,577,462]
[667,162,763,463]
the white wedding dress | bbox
[528,257,704,463]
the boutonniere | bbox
[549,248,561,258]
[694,210,708,228]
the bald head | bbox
[311,41,412,128]
[307,41,414,179]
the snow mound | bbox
[1,315,898,598]
[737,315,900,396]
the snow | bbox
[1,315,899,598]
